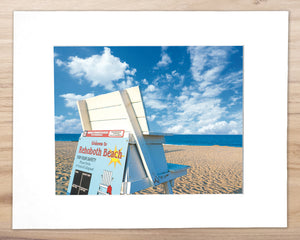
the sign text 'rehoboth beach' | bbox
[78,144,123,159]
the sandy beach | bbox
[56,141,243,195]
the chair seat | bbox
[167,163,190,173]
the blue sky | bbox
[54,46,243,134]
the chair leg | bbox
[163,181,173,194]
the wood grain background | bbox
[1,0,299,239]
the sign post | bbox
[67,130,129,195]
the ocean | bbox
[55,134,242,147]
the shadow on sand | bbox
[164,149,184,153]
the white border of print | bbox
[13,11,288,228]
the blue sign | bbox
[67,134,129,195]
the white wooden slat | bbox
[77,100,92,131]
[137,117,149,133]
[120,89,159,185]
[85,91,122,110]
[90,119,132,131]
[132,102,147,117]
[88,105,127,121]
[88,108,149,133]
[126,86,142,103]
[88,103,148,121]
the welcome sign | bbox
[67,130,129,195]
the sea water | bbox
[55,134,242,147]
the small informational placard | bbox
[84,130,125,138]
[67,130,129,195]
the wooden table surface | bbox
[1,0,299,239]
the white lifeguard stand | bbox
[77,86,190,194]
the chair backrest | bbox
[77,86,150,135]
[77,86,166,185]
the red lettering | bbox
[103,149,108,156]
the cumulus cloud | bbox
[166,124,183,133]
[55,59,64,67]
[60,93,95,109]
[55,115,82,133]
[125,68,137,75]
[145,84,156,93]
[157,53,172,67]
[142,85,168,110]
[117,76,134,90]
[57,47,136,90]
[142,78,148,85]
[197,120,241,134]
[155,47,172,68]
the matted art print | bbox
[13,11,288,228]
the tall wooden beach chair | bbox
[77,86,190,194]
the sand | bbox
[56,141,243,195]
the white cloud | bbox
[147,115,156,121]
[55,115,82,133]
[228,96,242,107]
[166,125,183,133]
[177,95,188,102]
[142,78,148,85]
[140,46,242,135]
[55,59,64,67]
[197,120,241,134]
[229,111,243,121]
[144,98,168,110]
[117,76,133,90]
[60,93,95,109]
[157,87,231,134]
[125,68,137,75]
[147,82,242,134]
[142,85,168,110]
[55,115,64,121]
[61,47,136,90]
[202,85,224,97]
[155,47,172,68]
[188,46,228,84]
[200,66,223,85]
[145,84,156,93]
[171,70,179,77]
[222,70,243,86]
[165,73,172,82]
[157,52,172,67]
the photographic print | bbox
[54,46,243,195]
